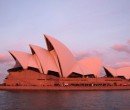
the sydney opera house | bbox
[1,34,130,90]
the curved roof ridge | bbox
[116,67,130,79]
[68,62,83,76]
[29,44,60,75]
[44,34,76,77]
[104,66,117,77]
[9,50,40,70]
[78,57,102,77]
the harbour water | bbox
[0,90,130,110]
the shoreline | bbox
[1,85,130,91]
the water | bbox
[0,90,130,110]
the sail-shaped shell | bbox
[9,51,40,71]
[44,34,76,77]
[29,44,60,75]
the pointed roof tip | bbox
[43,34,49,38]
[8,51,16,56]
[8,51,14,56]
[29,43,46,49]
[44,33,50,36]
[29,44,36,48]
[29,43,32,46]
[43,34,45,37]
[104,66,114,69]
[103,66,107,69]
[8,50,18,54]
[8,50,12,53]
[29,44,33,46]
[29,44,39,48]
[44,34,54,39]
[43,34,50,40]
[104,66,111,70]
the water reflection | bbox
[0,91,130,110]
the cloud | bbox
[128,39,130,44]
[0,53,13,63]
[74,49,105,60]
[111,44,130,54]
[74,51,91,59]
[113,61,130,68]
[72,40,130,69]
[0,53,14,82]
[92,50,105,56]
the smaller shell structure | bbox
[104,66,130,79]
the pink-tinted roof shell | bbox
[104,66,130,79]
[104,66,117,77]
[9,51,40,70]
[44,34,76,77]
[78,57,102,77]
[68,57,102,77]
[29,44,60,75]
[68,62,89,76]
[117,67,130,79]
